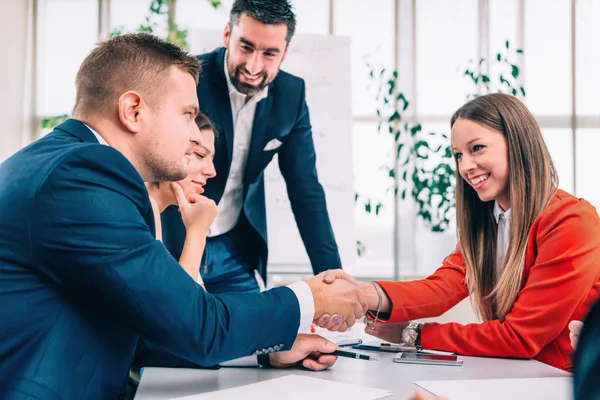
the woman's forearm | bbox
[360,282,392,313]
[179,230,206,282]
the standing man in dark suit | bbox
[162,0,342,294]
[0,33,366,399]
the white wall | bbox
[0,1,30,162]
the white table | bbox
[135,324,571,399]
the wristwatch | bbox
[401,321,422,346]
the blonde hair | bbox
[73,33,200,117]
[451,93,557,320]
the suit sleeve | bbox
[383,205,600,360]
[375,250,469,322]
[574,298,600,399]
[30,146,300,366]
[277,79,342,274]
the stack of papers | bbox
[169,374,393,400]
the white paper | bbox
[169,374,393,400]
[313,328,363,346]
[415,377,572,400]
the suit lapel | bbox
[244,87,275,183]
[212,49,235,168]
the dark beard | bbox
[229,67,268,95]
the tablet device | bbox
[393,352,463,366]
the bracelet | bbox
[371,282,383,322]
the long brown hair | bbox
[451,93,557,321]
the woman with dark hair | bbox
[341,93,600,372]
[146,112,218,285]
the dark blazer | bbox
[0,119,300,399]
[162,47,342,282]
[574,296,600,399]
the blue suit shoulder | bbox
[46,143,149,209]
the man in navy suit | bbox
[573,299,600,399]
[0,33,366,399]
[161,0,343,294]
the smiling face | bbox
[176,126,216,197]
[223,14,289,95]
[451,117,510,210]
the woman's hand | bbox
[171,182,217,235]
[364,320,408,343]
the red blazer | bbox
[376,190,600,371]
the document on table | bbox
[168,374,393,400]
[415,376,572,400]
[309,325,366,346]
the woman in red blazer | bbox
[358,94,600,371]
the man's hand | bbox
[268,334,338,371]
[569,320,584,350]
[172,182,218,235]
[306,271,367,332]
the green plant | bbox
[359,63,456,233]
[356,40,526,239]
[41,0,221,130]
[463,40,525,98]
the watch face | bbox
[402,328,418,345]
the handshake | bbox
[305,270,371,332]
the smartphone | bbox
[352,340,419,353]
[393,352,463,366]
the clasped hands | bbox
[305,269,374,332]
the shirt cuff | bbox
[287,281,314,333]
[219,355,259,367]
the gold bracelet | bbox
[371,282,383,322]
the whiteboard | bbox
[189,29,356,271]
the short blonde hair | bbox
[73,33,200,117]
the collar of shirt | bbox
[223,50,269,106]
[493,200,512,223]
[84,123,108,146]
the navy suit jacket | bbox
[574,297,600,399]
[0,119,300,399]
[162,47,342,282]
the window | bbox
[352,122,394,277]
[333,0,394,117]
[30,0,600,281]
[576,129,600,210]
[576,0,600,116]
[177,0,233,32]
[524,0,571,116]
[416,0,478,116]
[37,0,98,118]
[542,129,574,194]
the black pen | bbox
[331,349,380,361]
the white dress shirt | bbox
[208,52,269,238]
[84,120,314,365]
[493,201,512,281]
